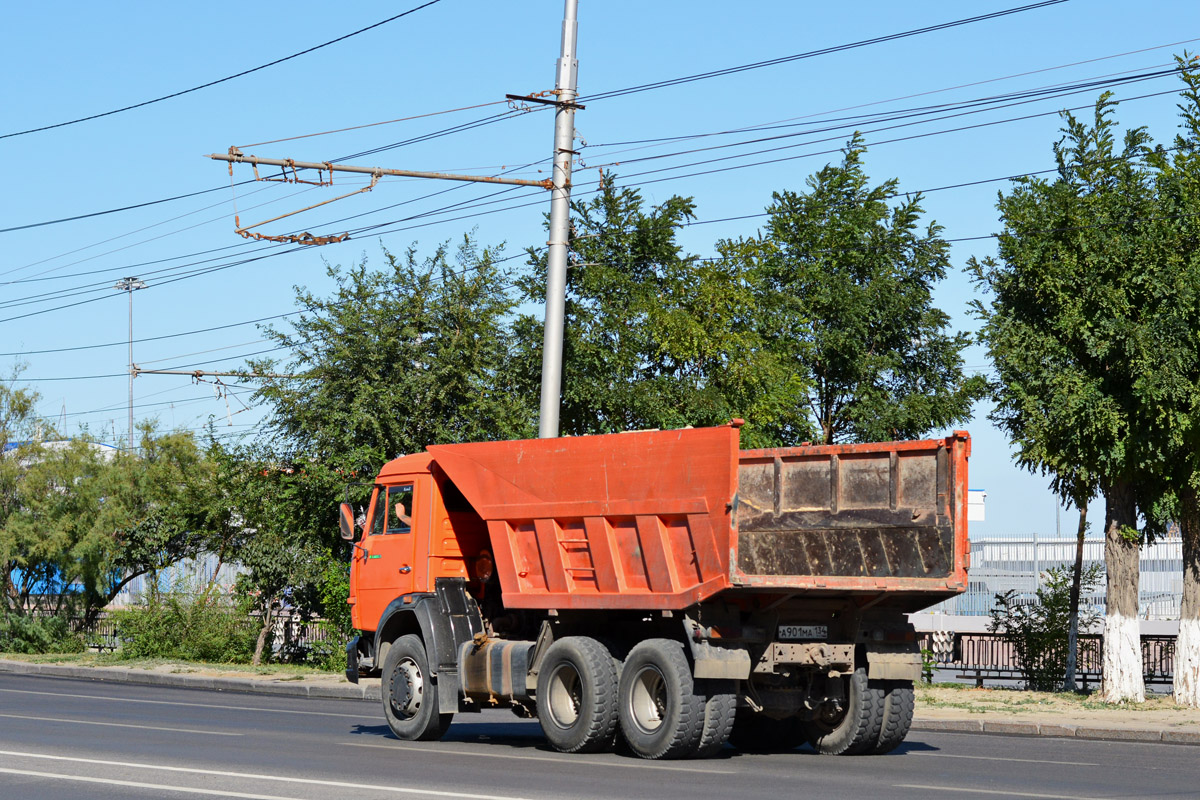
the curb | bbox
[0,659,383,703]
[912,718,1200,746]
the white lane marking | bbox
[911,753,1101,766]
[341,740,740,774]
[0,749,534,800]
[0,686,379,719]
[0,767,302,800]
[0,712,242,736]
[895,785,1092,799]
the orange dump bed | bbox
[429,424,969,611]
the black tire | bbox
[729,710,807,753]
[617,639,705,760]
[536,636,620,753]
[868,680,915,754]
[381,634,453,741]
[804,667,884,756]
[693,680,737,758]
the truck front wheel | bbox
[381,634,453,741]
[617,639,704,759]
[536,637,620,753]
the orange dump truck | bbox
[340,422,970,759]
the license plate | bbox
[778,624,827,641]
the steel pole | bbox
[538,0,579,439]
[128,285,134,451]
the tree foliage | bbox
[515,180,787,439]
[757,135,985,444]
[252,236,535,473]
[990,565,1103,692]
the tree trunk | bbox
[1175,487,1200,708]
[1064,504,1088,692]
[252,604,274,667]
[1100,480,1144,703]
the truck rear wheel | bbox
[617,639,704,760]
[694,680,737,757]
[536,636,620,753]
[804,667,883,756]
[868,680,915,754]
[382,634,453,742]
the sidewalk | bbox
[913,684,1200,745]
[0,656,382,702]
[3,657,1198,746]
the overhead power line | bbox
[0,1,1060,236]
[581,1,1070,103]
[0,0,446,141]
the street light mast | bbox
[113,277,146,451]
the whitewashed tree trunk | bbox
[1100,481,1144,704]
[1174,493,1200,707]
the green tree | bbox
[755,135,985,444]
[515,179,801,446]
[1131,58,1200,708]
[252,236,534,473]
[74,427,215,621]
[0,376,43,613]
[969,94,1162,703]
[990,565,1104,692]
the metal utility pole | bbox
[113,277,146,450]
[538,0,580,439]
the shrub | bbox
[989,564,1103,692]
[112,594,257,663]
[0,612,85,654]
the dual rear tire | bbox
[730,670,915,756]
[802,669,914,755]
[536,637,736,759]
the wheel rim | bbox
[546,662,583,728]
[390,657,424,720]
[627,665,668,734]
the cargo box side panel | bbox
[734,436,968,591]
[430,426,739,610]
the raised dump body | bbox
[427,424,968,611]
[343,423,971,760]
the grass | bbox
[916,682,1193,715]
[0,650,344,679]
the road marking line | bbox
[0,686,379,719]
[0,749,534,800]
[341,740,740,774]
[0,767,302,800]
[911,753,1101,766]
[0,712,242,736]
[895,784,1092,799]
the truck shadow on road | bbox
[347,721,941,759]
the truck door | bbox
[355,482,421,631]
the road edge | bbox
[912,718,1200,746]
[4,659,1196,746]
[0,658,383,703]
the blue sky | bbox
[3,0,1199,536]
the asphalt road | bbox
[0,673,1197,800]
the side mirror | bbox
[338,502,356,541]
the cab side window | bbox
[387,485,414,534]
[368,488,387,536]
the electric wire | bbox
[579,1,1070,103]
[0,0,446,140]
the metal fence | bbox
[921,537,1183,618]
[108,553,245,607]
[919,630,1176,688]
